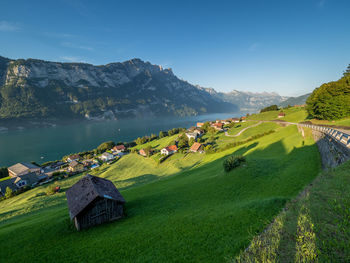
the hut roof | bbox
[14,172,41,185]
[66,174,125,219]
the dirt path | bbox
[225,121,262,137]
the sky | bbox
[0,0,350,96]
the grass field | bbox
[235,160,350,262]
[0,122,321,262]
[226,121,259,135]
[309,117,350,127]
[247,107,308,123]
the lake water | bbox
[0,112,241,167]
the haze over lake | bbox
[0,112,241,166]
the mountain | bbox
[207,89,288,112]
[279,93,310,108]
[0,56,237,121]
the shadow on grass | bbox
[115,174,159,191]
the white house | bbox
[161,145,178,156]
[185,132,198,140]
[100,152,114,162]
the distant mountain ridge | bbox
[0,56,237,121]
[279,93,310,107]
[206,88,288,112]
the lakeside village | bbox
[0,116,250,199]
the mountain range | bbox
[0,55,309,122]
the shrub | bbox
[223,155,246,172]
[260,105,279,113]
[96,141,115,154]
[46,182,60,196]
[4,187,13,199]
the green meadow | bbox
[235,160,350,262]
[0,115,322,262]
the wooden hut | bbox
[66,174,125,230]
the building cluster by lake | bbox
[0,115,248,198]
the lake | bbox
[0,112,242,167]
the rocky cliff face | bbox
[0,56,237,120]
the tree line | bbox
[306,64,350,120]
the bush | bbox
[260,105,279,113]
[223,155,246,172]
[46,182,60,195]
[4,187,13,199]
[96,141,115,154]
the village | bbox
[0,116,250,200]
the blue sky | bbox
[0,0,349,96]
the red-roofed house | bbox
[190,142,204,153]
[161,145,178,155]
[278,112,286,118]
[113,144,126,153]
[211,122,224,131]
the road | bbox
[224,121,262,137]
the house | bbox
[8,162,41,178]
[68,160,85,173]
[0,178,17,196]
[211,122,224,131]
[240,116,247,122]
[185,132,198,140]
[231,118,240,123]
[161,145,178,155]
[278,112,286,118]
[112,144,126,153]
[193,128,204,136]
[196,122,204,128]
[66,174,126,230]
[190,142,204,153]
[100,152,114,162]
[14,172,44,188]
[67,154,81,163]
[139,149,147,157]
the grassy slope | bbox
[235,161,350,262]
[131,134,179,151]
[309,118,350,127]
[0,124,321,262]
[226,121,259,135]
[248,107,308,123]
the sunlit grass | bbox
[0,125,321,262]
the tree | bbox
[189,138,195,147]
[202,122,211,132]
[159,131,166,138]
[208,127,216,135]
[178,134,188,149]
[306,71,350,120]
[143,146,153,157]
[223,155,246,172]
[5,187,13,199]
[260,105,279,113]
[96,141,115,153]
[135,137,147,145]
[343,64,350,77]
